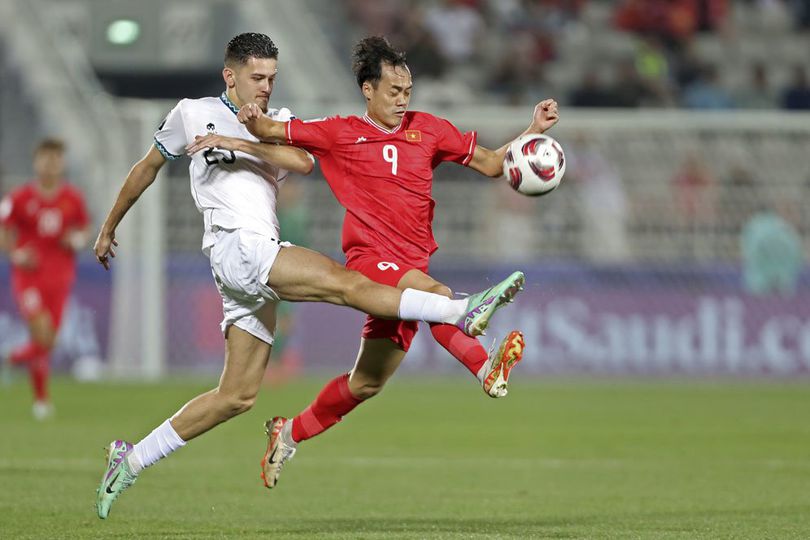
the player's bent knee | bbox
[425,283,452,298]
[334,268,370,305]
[217,392,257,417]
[350,380,386,400]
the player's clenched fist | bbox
[532,99,559,133]
[237,103,270,139]
[237,103,263,124]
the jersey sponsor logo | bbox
[377,261,400,271]
[37,208,63,237]
[206,123,216,132]
[405,130,422,142]
[355,136,367,144]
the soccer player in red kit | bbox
[187,36,559,488]
[0,139,90,419]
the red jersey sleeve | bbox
[285,116,344,157]
[432,116,478,167]
[0,190,22,229]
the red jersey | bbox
[0,181,89,285]
[286,111,477,266]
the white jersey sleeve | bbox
[154,101,187,160]
[272,107,296,181]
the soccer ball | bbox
[503,134,566,197]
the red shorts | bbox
[347,254,427,352]
[11,274,71,329]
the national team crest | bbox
[405,130,422,142]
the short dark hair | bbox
[35,138,65,155]
[352,36,407,88]
[224,32,279,66]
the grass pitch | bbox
[1,376,809,539]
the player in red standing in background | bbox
[0,138,90,419]
[188,36,559,488]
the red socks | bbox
[429,323,488,376]
[10,342,50,401]
[289,326,488,443]
[291,373,363,443]
[30,355,50,401]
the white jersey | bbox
[154,92,294,252]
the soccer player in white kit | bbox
[93,33,525,519]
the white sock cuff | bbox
[161,419,187,447]
[129,418,187,474]
[398,288,429,321]
[398,288,465,324]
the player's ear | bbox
[223,67,236,89]
[361,81,373,101]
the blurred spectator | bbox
[488,30,550,105]
[717,160,761,234]
[734,62,778,109]
[681,63,734,109]
[671,151,715,227]
[346,0,402,36]
[673,38,705,89]
[791,0,810,29]
[569,71,617,107]
[611,58,653,107]
[741,208,803,296]
[614,0,699,48]
[393,5,447,79]
[781,64,810,110]
[691,0,730,32]
[423,0,484,64]
[569,61,659,108]
[568,133,630,263]
[634,37,676,105]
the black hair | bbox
[35,138,65,155]
[224,32,279,66]
[352,36,407,88]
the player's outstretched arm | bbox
[468,98,559,178]
[237,103,288,143]
[185,134,314,175]
[94,145,166,270]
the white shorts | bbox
[207,227,292,344]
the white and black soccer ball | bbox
[503,134,566,197]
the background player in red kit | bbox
[0,138,90,419]
[188,36,559,488]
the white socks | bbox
[398,288,466,324]
[127,419,187,474]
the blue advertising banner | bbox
[2,259,808,376]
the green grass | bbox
[1,377,809,539]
